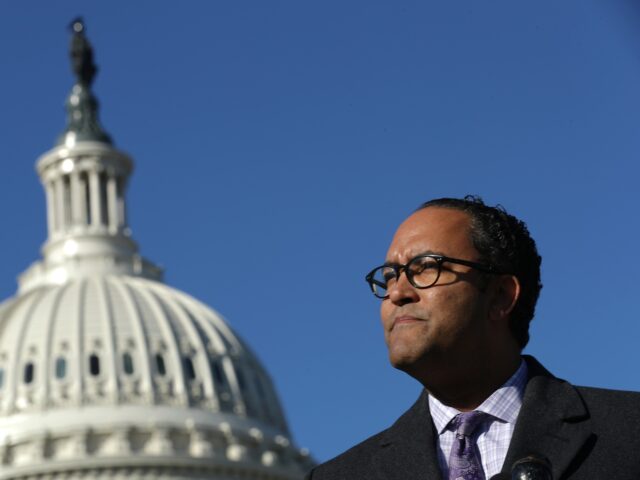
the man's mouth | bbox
[392,315,422,329]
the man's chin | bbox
[388,347,440,382]
[389,351,425,374]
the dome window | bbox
[62,175,72,229]
[81,171,92,225]
[212,361,226,386]
[184,357,196,380]
[24,362,35,384]
[123,353,134,375]
[55,357,67,379]
[99,171,109,226]
[236,368,246,391]
[89,353,101,376]
[155,353,167,376]
[255,376,266,398]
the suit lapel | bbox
[502,356,592,480]
[374,391,443,480]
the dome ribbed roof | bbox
[0,276,309,478]
[0,275,286,427]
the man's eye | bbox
[381,268,397,283]
[410,259,438,273]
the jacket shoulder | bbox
[576,385,640,427]
[576,385,640,401]
[306,429,387,480]
[306,391,430,479]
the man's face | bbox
[380,207,496,378]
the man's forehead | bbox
[386,207,474,260]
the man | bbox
[307,196,640,480]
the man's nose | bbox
[387,271,420,306]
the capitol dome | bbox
[0,20,311,480]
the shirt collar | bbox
[429,359,528,435]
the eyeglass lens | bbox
[370,256,441,297]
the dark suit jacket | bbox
[306,356,640,479]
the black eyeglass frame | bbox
[365,254,503,299]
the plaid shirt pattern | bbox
[429,360,528,479]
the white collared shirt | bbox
[428,360,528,479]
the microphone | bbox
[510,455,552,480]
[488,455,552,480]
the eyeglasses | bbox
[365,254,500,299]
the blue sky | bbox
[1,1,639,463]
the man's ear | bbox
[489,274,521,323]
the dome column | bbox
[54,176,66,235]
[45,181,56,236]
[107,173,118,233]
[88,169,102,228]
[70,169,84,226]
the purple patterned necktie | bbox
[448,411,487,480]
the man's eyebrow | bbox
[383,250,444,265]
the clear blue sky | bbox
[1,1,639,463]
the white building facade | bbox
[0,20,311,480]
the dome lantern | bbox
[19,19,161,294]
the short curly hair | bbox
[417,195,542,349]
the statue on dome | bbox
[69,17,97,86]
[57,17,112,146]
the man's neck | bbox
[419,353,522,412]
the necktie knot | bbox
[453,410,487,437]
